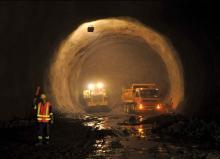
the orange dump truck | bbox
[122,84,168,113]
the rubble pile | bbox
[143,114,220,148]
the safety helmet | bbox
[40,94,46,99]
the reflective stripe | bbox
[37,102,50,119]
[37,104,41,116]
[37,118,51,120]
[46,104,49,117]
[37,114,50,117]
[36,102,51,123]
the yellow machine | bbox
[83,82,108,107]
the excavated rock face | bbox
[47,18,184,114]
[0,3,218,120]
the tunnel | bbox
[1,2,220,158]
[0,2,219,121]
[46,18,184,114]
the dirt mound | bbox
[143,114,220,149]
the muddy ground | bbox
[0,117,109,159]
[1,113,220,159]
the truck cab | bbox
[134,88,163,112]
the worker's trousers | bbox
[37,122,50,142]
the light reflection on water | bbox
[84,115,150,158]
[83,116,110,130]
[86,137,123,159]
[122,124,147,138]
[84,114,220,159]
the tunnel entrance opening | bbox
[46,17,184,114]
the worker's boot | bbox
[45,136,50,145]
[35,136,43,146]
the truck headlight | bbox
[88,83,95,90]
[156,104,162,110]
[97,82,104,89]
[139,104,143,110]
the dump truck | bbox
[122,83,169,113]
[83,82,108,107]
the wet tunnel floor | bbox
[1,113,220,159]
[82,113,220,159]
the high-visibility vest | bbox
[37,102,51,123]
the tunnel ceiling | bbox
[47,17,184,113]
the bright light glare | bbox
[139,104,143,109]
[156,104,161,109]
[97,82,104,89]
[88,83,95,90]
[138,128,143,133]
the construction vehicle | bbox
[83,82,108,107]
[122,83,169,113]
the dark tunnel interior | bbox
[0,1,219,120]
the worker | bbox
[34,94,53,145]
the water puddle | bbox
[84,114,220,159]
[86,136,124,159]
[82,115,111,130]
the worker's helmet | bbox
[40,94,46,99]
